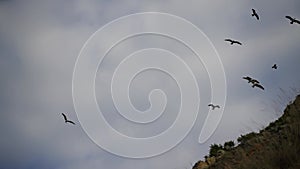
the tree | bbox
[224,141,235,150]
[209,144,223,157]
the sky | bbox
[0,0,300,169]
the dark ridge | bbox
[193,95,300,169]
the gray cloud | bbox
[0,0,300,169]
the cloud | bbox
[0,0,300,169]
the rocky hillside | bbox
[193,95,300,169]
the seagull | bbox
[62,113,75,125]
[251,9,259,20]
[242,76,252,83]
[225,39,242,45]
[285,16,300,24]
[252,83,264,90]
[208,104,220,110]
[272,64,277,69]
[249,79,260,84]
[242,76,259,84]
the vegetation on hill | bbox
[193,95,300,169]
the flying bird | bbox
[242,76,252,83]
[251,9,259,20]
[62,113,76,125]
[225,39,242,45]
[249,79,260,84]
[285,16,300,24]
[272,64,277,69]
[208,104,220,110]
[252,83,265,90]
[243,76,263,90]
[242,76,259,84]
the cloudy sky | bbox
[1,0,300,169]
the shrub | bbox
[224,141,235,150]
[237,132,257,145]
[209,144,223,157]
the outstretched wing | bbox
[253,84,264,90]
[256,84,264,90]
[285,16,293,21]
[243,76,251,80]
[294,19,300,24]
[224,39,232,42]
[243,76,252,83]
[215,105,220,108]
[62,113,67,121]
[252,9,259,20]
[255,13,259,20]
[67,120,76,125]
[235,41,242,45]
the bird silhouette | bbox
[249,79,260,84]
[242,76,252,83]
[225,39,242,45]
[252,83,265,90]
[208,104,220,110]
[62,113,75,125]
[251,9,259,20]
[272,64,277,69]
[242,76,259,84]
[285,16,300,24]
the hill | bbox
[193,95,300,169]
